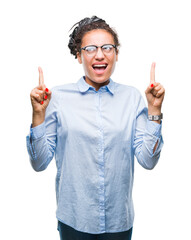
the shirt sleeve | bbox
[133,94,164,170]
[26,90,58,171]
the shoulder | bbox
[46,83,77,108]
[115,81,142,98]
[51,83,76,93]
[114,81,145,111]
[50,83,78,97]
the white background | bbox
[0,0,190,239]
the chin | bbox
[92,75,111,83]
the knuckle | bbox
[30,90,35,97]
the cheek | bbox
[81,56,91,72]
[109,57,117,73]
[82,61,91,74]
[111,62,116,74]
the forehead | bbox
[81,29,115,46]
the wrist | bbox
[32,111,45,128]
[148,106,162,124]
[148,105,161,116]
[148,115,162,124]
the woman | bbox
[27,16,165,240]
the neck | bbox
[85,77,110,91]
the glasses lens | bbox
[83,44,116,56]
[102,45,114,55]
[85,46,97,56]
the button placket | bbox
[95,91,106,232]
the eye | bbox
[102,45,113,52]
[85,46,96,52]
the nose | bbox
[95,47,104,60]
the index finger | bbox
[38,66,44,86]
[150,62,156,84]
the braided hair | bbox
[68,16,120,58]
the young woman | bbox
[27,16,165,240]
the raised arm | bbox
[145,62,165,153]
[26,67,56,172]
[134,63,164,169]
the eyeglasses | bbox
[80,44,117,57]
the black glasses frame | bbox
[80,44,117,53]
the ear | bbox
[77,52,82,64]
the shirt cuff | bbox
[146,119,162,138]
[30,122,46,140]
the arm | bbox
[134,62,165,169]
[26,108,57,171]
[145,62,165,154]
[133,98,164,170]
[26,67,56,171]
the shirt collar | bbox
[77,76,115,95]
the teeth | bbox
[93,64,107,67]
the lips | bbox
[92,63,108,75]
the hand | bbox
[30,67,52,114]
[145,62,165,115]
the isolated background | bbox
[0,0,190,239]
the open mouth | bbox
[92,64,108,74]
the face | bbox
[77,29,118,91]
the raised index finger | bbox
[150,62,156,84]
[38,66,44,86]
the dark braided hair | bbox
[68,16,120,58]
